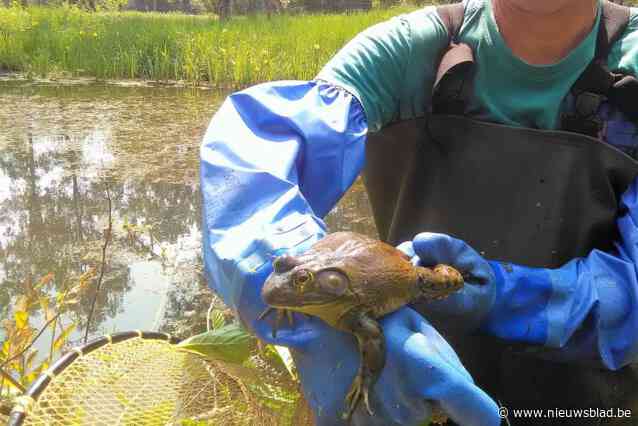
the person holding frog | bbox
[199,0,638,424]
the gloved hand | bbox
[256,289,500,426]
[399,229,638,370]
[397,233,497,335]
[229,243,500,426]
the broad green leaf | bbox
[209,309,225,330]
[176,323,252,364]
[213,360,260,382]
[14,311,28,329]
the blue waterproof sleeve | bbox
[200,80,366,342]
[200,80,501,426]
[406,179,638,371]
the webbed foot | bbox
[338,309,385,423]
[430,403,449,424]
[342,370,374,420]
[258,307,295,338]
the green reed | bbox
[0,5,416,86]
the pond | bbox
[0,78,376,364]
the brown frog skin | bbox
[260,231,464,422]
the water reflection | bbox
[0,81,219,349]
[0,80,376,360]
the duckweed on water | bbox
[0,5,416,86]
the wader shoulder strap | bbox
[567,0,630,97]
[433,0,635,124]
[561,1,633,136]
[436,2,465,41]
[597,0,631,60]
[433,2,474,115]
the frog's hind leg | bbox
[258,307,296,338]
[338,309,385,421]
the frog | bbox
[260,231,464,421]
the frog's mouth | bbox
[262,284,340,308]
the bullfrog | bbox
[260,231,464,421]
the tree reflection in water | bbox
[0,81,220,349]
[0,79,377,363]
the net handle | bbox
[8,330,181,426]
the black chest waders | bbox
[363,2,638,424]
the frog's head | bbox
[261,254,350,310]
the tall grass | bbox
[0,6,417,86]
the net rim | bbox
[7,330,181,426]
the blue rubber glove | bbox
[229,239,500,426]
[201,80,500,425]
[398,235,497,336]
[399,177,638,370]
[290,306,500,426]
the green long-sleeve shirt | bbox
[317,0,638,133]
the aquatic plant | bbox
[0,271,94,405]
[0,5,416,86]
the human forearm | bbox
[405,179,638,369]
[200,80,367,342]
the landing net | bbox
[8,331,313,425]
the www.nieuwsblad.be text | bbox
[499,406,632,419]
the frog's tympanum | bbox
[260,231,464,421]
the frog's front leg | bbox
[258,307,295,338]
[338,309,385,421]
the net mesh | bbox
[19,337,313,425]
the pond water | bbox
[0,79,376,362]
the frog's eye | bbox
[315,270,348,297]
[273,254,300,273]
[293,269,314,288]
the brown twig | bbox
[0,402,13,416]
[0,366,25,393]
[48,314,58,366]
[84,181,112,344]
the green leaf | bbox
[54,323,77,351]
[176,323,253,364]
[272,345,297,380]
[209,309,225,330]
[14,311,28,329]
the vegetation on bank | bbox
[0,5,416,86]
